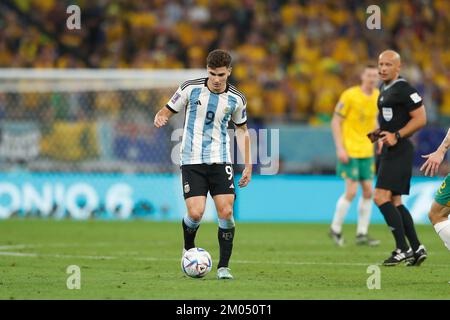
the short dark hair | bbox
[365,63,378,69]
[359,63,377,75]
[207,49,232,68]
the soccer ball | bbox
[181,247,212,278]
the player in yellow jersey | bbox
[329,64,381,246]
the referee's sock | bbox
[378,202,409,251]
[396,205,421,251]
[218,218,235,269]
[182,215,201,250]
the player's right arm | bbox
[153,85,188,128]
[154,106,175,128]
[331,92,349,164]
[420,128,450,177]
[331,113,348,163]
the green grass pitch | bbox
[0,219,449,299]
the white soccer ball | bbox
[181,247,212,278]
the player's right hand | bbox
[154,113,168,128]
[337,148,349,164]
[420,149,445,177]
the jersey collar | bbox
[382,76,407,91]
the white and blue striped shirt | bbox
[166,78,247,165]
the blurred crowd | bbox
[0,0,449,124]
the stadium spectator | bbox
[0,0,448,122]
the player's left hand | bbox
[380,131,398,147]
[420,149,445,177]
[238,166,252,188]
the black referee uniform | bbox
[376,77,423,194]
[375,76,427,266]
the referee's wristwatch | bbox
[394,131,401,141]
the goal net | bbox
[0,68,205,172]
[0,68,205,220]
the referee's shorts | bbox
[375,139,414,195]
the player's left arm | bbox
[398,105,427,138]
[381,105,426,146]
[232,97,252,188]
[235,123,252,188]
[381,85,427,146]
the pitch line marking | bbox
[0,243,112,251]
[0,251,38,257]
[0,251,448,268]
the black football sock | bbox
[378,202,409,251]
[182,218,200,250]
[397,205,421,251]
[218,227,235,268]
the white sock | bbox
[434,220,450,251]
[331,195,351,234]
[357,197,372,235]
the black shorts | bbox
[181,164,235,199]
[376,139,414,195]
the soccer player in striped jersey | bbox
[329,64,381,247]
[154,49,252,280]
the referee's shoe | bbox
[383,248,414,266]
[405,245,427,267]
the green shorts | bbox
[435,174,450,207]
[337,157,375,181]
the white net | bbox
[0,68,205,173]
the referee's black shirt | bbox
[377,77,423,135]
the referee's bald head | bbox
[379,50,401,65]
[378,50,401,82]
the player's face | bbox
[361,68,379,89]
[378,56,400,82]
[207,66,231,93]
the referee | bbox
[372,50,427,266]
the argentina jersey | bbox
[166,78,247,165]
